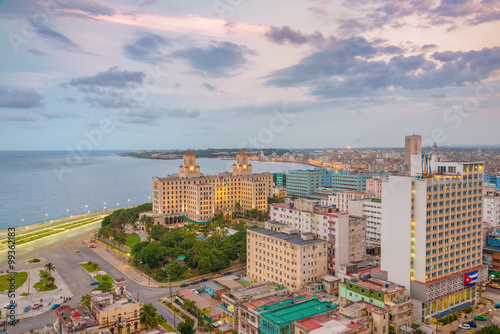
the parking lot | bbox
[450,310,494,333]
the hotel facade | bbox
[380,155,487,323]
[152,151,273,224]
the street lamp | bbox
[127,199,130,205]
[19,218,24,228]
[45,213,48,223]
[104,202,106,211]
[66,209,69,217]
[117,203,119,208]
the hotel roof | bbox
[248,228,327,246]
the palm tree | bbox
[44,262,55,276]
[183,300,196,313]
[140,303,158,329]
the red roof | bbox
[237,150,248,155]
[184,150,195,156]
[71,311,82,318]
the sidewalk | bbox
[436,301,494,333]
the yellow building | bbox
[247,227,328,291]
[90,278,141,333]
[152,151,272,223]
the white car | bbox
[459,324,471,330]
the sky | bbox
[0,0,499,150]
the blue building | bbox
[331,170,381,192]
[285,168,334,197]
[485,173,500,189]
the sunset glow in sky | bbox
[1,0,499,149]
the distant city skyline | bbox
[0,0,499,150]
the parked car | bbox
[495,303,500,309]
[213,274,221,278]
[90,281,100,286]
[8,318,19,325]
[190,281,199,285]
[51,304,61,310]
[474,315,487,321]
[200,278,208,282]
[458,324,471,330]
[32,303,40,310]
[0,320,6,326]
[4,303,16,309]
[224,272,232,276]
[23,306,31,312]
[76,250,80,253]
[466,321,477,328]
[89,245,96,248]
[180,283,189,288]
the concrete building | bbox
[349,198,383,252]
[286,168,333,198]
[260,297,336,334]
[483,227,500,271]
[273,172,287,188]
[293,313,370,334]
[404,134,421,165]
[152,151,272,224]
[268,201,366,275]
[335,190,374,212]
[89,278,141,333]
[331,170,379,193]
[366,175,384,198]
[54,305,99,334]
[247,228,327,291]
[238,292,312,334]
[380,157,487,323]
[338,276,412,332]
[484,188,500,227]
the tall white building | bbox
[380,156,487,322]
[484,188,500,227]
[268,200,366,275]
[349,198,383,251]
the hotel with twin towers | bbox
[152,150,272,224]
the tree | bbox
[140,303,158,329]
[80,294,90,308]
[477,324,500,334]
[165,260,184,280]
[183,300,196,312]
[140,215,154,231]
[44,262,55,276]
[177,318,195,334]
[45,276,55,287]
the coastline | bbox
[0,207,133,238]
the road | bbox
[1,226,182,333]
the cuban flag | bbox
[464,270,478,286]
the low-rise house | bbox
[54,305,99,334]
[203,280,228,299]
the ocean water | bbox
[0,151,307,230]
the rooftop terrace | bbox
[261,297,336,326]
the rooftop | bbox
[261,297,336,326]
[55,305,98,333]
[203,280,227,292]
[296,315,366,334]
[91,290,139,312]
[248,228,327,247]
[243,291,311,312]
[343,277,405,294]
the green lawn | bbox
[81,261,101,273]
[94,274,114,284]
[125,233,141,248]
[0,272,28,291]
[33,270,57,292]
[28,258,41,264]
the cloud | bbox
[34,27,81,51]
[57,97,78,104]
[123,33,169,64]
[202,82,218,92]
[173,42,255,77]
[58,0,115,16]
[308,6,329,16]
[69,67,146,88]
[0,86,44,109]
[0,111,37,122]
[27,49,46,56]
[84,94,142,109]
[37,110,81,119]
[120,107,199,124]
[265,38,500,98]
[265,26,325,46]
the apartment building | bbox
[335,190,374,212]
[268,200,366,275]
[286,168,333,197]
[338,275,412,332]
[54,305,98,334]
[367,175,384,198]
[152,151,272,224]
[404,134,421,165]
[349,198,383,251]
[483,227,500,271]
[331,170,379,192]
[247,228,327,291]
[484,187,500,227]
[381,156,487,322]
